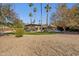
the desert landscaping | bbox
[0,34,79,56]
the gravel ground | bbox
[0,34,79,56]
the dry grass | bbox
[0,34,79,56]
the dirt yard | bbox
[0,34,79,56]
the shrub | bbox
[15,28,24,37]
[14,20,24,37]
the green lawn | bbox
[3,32,59,35]
[24,32,59,35]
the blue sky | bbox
[11,3,75,24]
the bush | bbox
[14,20,24,37]
[15,28,24,37]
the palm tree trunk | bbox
[34,13,36,24]
[40,3,42,32]
[29,6,33,31]
[30,17,32,24]
[30,17,32,31]
[46,12,48,32]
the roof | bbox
[25,24,41,26]
[25,24,56,28]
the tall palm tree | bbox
[28,3,33,24]
[29,12,33,24]
[40,3,42,32]
[28,3,33,31]
[29,3,33,8]
[29,12,33,31]
[33,7,37,24]
[45,3,51,32]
